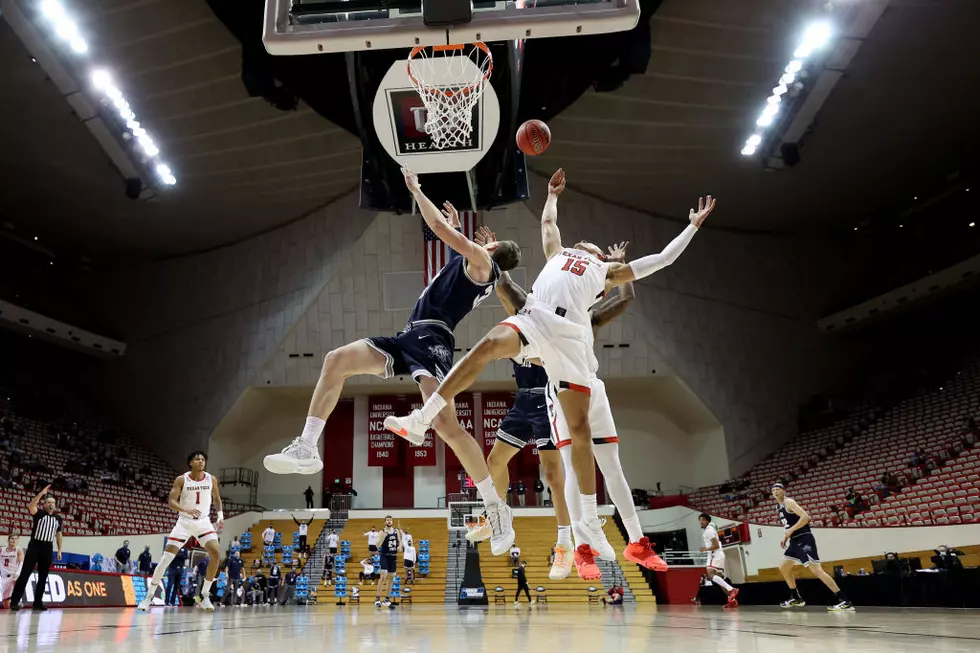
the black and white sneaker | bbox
[828,600,855,612]
[780,597,806,608]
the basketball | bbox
[516,119,551,156]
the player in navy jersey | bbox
[374,515,401,609]
[772,483,854,611]
[264,167,521,554]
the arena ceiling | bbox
[1,0,978,263]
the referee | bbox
[10,485,63,612]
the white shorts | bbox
[167,517,218,547]
[706,550,726,572]
[501,304,597,389]
[546,376,618,448]
[1,572,17,601]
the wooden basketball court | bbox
[5,604,979,652]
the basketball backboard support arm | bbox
[263,0,641,56]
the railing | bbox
[662,550,709,567]
[220,467,259,487]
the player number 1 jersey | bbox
[180,472,213,519]
[530,248,608,321]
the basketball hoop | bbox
[407,43,493,150]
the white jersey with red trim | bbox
[180,472,213,518]
[0,546,21,576]
[529,248,609,324]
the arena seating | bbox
[335,518,447,604]
[477,517,655,603]
[0,411,179,536]
[687,358,980,528]
[239,519,326,573]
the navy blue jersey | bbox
[778,501,812,537]
[409,249,498,330]
[380,529,399,556]
[512,359,548,390]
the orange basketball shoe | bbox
[574,544,602,582]
[623,537,668,571]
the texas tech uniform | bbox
[496,361,556,452]
[168,472,218,547]
[501,247,608,391]
[702,523,726,572]
[1,546,21,602]
[546,377,618,449]
[364,243,499,383]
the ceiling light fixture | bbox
[741,21,835,156]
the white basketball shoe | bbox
[263,438,323,475]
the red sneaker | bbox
[623,537,668,571]
[574,543,602,581]
[727,588,740,608]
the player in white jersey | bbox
[1,534,24,608]
[697,514,739,607]
[138,451,224,612]
[387,168,715,559]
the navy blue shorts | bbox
[497,390,556,451]
[364,323,455,383]
[378,555,397,574]
[784,532,820,566]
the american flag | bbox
[423,211,477,286]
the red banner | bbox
[480,392,513,456]
[407,396,437,466]
[368,396,403,466]
[455,393,476,439]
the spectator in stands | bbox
[322,555,333,586]
[358,557,375,584]
[516,480,527,507]
[248,575,265,606]
[326,530,339,555]
[229,535,241,557]
[138,546,153,576]
[115,540,131,573]
[403,540,416,584]
[292,514,314,554]
[224,551,244,606]
[166,548,187,606]
[364,527,380,554]
[282,567,298,605]
[534,478,545,506]
[509,543,521,568]
[857,568,869,576]
[251,558,262,572]
[262,525,276,548]
[267,562,281,604]
[303,485,315,509]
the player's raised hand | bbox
[606,241,629,262]
[548,168,566,196]
[474,225,496,246]
[441,201,460,228]
[402,166,422,195]
[689,195,716,228]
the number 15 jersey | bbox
[530,248,609,326]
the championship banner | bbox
[455,392,476,441]
[368,396,404,467]
[479,392,513,456]
[407,397,438,466]
[21,568,151,608]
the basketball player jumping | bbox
[1,534,24,609]
[374,515,401,609]
[772,483,854,611]
[387,168,713,562]
[698,513,739,607]
[138,451,224,612]
[264,166,522,555]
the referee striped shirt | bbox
[31,511,63,544]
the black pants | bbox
[166,570,182,605]
[305,497,314,509]
[299,534,308,552]
[10,541,53,608]
[515,582,531,602]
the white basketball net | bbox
[408,44,493,150]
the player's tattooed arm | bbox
[496,271,529,317]
[541,168,565,260]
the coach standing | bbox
[9,485,63,611]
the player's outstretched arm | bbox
[27,484,51,515]
[402,167,492,275]
[591,242,634,328]
[496,272,529,317]
[605,195,715,288]
[541,169,565,260]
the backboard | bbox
[263,0,641,56]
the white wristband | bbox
[217,511,224,523]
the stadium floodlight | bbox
[741,144,757,156]
[91,69,112,90]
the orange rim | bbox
[407,42,493,98]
